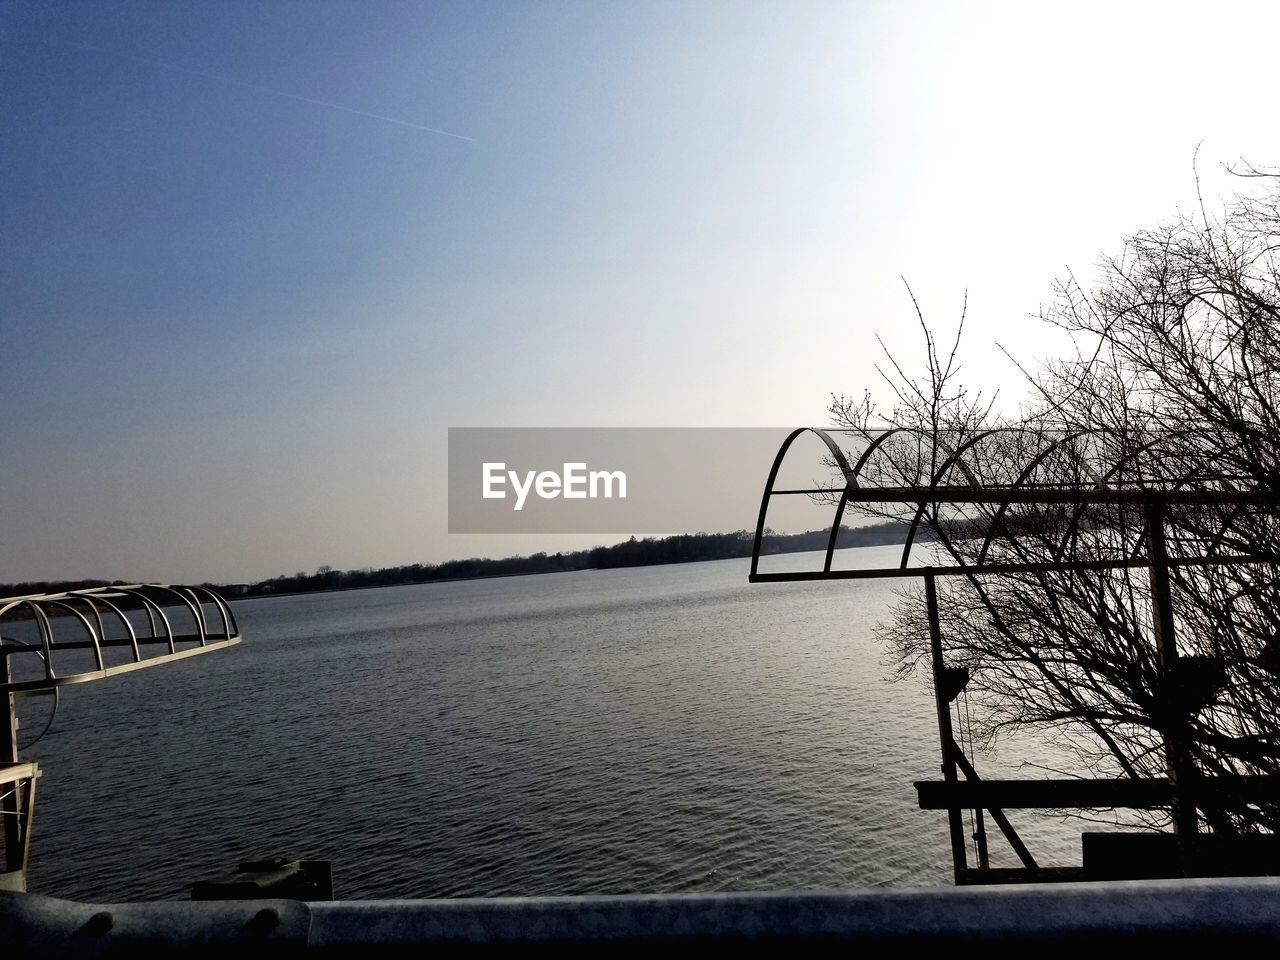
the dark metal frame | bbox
[749,427,1280,884]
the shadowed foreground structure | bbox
[752,426,1280,884]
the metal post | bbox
[2,652,22,876]
[1146,499,1198,861]
[926,574,968,882]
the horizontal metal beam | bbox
[2,634,236,655]
[750,552,1277,583]
[0,764,37,788]
[3,637,241,695]
[956,867,1088,885]
[915,776,1280,810]
[768,485,1279,506]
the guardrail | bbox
[6,879,1280,952]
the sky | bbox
[5,0,1280,584]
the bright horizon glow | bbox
[5,1,1280,583]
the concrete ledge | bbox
[8,877,1280,955]
[0,891,310,957]
[308,878,1280,947]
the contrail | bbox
[71,40,476,142]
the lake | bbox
[19,545,1082,900]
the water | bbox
[18,545,1083,900]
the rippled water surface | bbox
[20,546,1082,900]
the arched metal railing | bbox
[750,426,1280,582]
[0,584,241,695]
[0,583,242,890]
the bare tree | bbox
[832,168,1280,835]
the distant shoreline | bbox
[227,568,573,604]
[3,522,924,603]
[228,540,908,603]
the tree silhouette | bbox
[832,166,1280,834]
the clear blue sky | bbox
[5,1,1280,583]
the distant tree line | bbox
[0,578,132,599]
[0,522,919,601]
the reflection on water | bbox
[20,545,1083,900]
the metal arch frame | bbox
[751,428,832,580]
[59,596,107,658]
[898,427,1005,570]
[753,426,948,578]
[0,584,243,695]
[0,602,58,674]
[750,427,1280,584]
[825,427,925,573]
[975,429,1100,564]
[1,583,243,888]
[748,425,1280,886]
[63,594,142,662]
[1050,427,1203,564]
[37,602,105,672]
[185,585,240,641]
[126,585,205,646]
